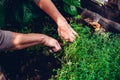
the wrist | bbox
[38,34,46,44]
[56,17,68,27]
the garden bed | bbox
[0,0,120,80]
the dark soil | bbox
[0,50,61,80]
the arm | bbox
[10,32,45,50]
[34,0,78,42]
[11,32,61,52]
[0,30,61,52]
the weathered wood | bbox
[80,8,120,33]
[81,0,120,24]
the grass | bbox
[1,16,120,79]
[50,22,120,80]
[1,1,120,79]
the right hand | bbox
[57,19,78,42]
[42,35,61,52]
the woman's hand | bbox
[42,35,61,52]
[34,0,78,42]
[57,20,78,42]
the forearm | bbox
[10,32,45,50]
[34,0,67,26]
[33,0,78,42]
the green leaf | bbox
[63,0,80,7]
[15,1,33,23]
[23,4,33,23]
[0,1,5,27]
[64,4,78,16]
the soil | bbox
[0,50,61,80]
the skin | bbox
[1,34,61,52]
[0,1,78,78]
[34,0,78,42]
[0,72,6,80]
[2,0,78,52]
[9,32,61,52]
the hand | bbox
[42,35,61,52]
[57,21,78,42]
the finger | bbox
[60,34,70,42]
[52,47,60,52]
[73,30,79,36]
[63,34,74,42]
[51,42,61,52]
[54,42,61,52]
[68,25,79,36]
[49,49,54,53]
[69,33,75,42]
[70,28,78,36]
[56,41,62,49]
[64,36,74,42]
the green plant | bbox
[50,22,120,80]
[0,0,5,27]
[63,0,81,16]
[1,0,120,80]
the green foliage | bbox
[50,23,120,80]
[15,2,33,23]
[63,4,78,16]
[1,0,81,28]
[0,0,5,27]
[6,0,35,24]
[1,0,120,79]
[63,0,80,7]
[63,0,81,16]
